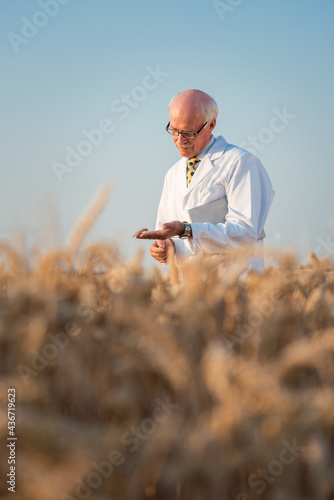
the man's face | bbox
[169,106,216,158]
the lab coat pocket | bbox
[188,197,228,224]
[199,185,226,204]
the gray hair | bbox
[169,91,218,122]
[201,96,218,122]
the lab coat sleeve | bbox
[190,152,274,254]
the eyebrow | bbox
[170,125,197,133]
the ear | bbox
[209,118,216,131]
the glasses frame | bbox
[166,121,208,139]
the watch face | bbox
[179,222,191,239]
[180,224,191,239]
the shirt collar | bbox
[195,135,216,161]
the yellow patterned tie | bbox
[186,157,200,186]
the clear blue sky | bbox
[1,0,333,265]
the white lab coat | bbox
[156,135,275,272]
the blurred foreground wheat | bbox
[0,198,334,500]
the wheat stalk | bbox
[66,184,112,251]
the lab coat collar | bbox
[207,135,228,161]
[186,135,228,193]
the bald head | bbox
[169,89,218,123]
[168,89,218,158]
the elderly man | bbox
[137,89,274,271]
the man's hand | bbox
[135,221,185,240]
[149,239,175,264]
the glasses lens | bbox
[167,127,178,136]
[182,132,195,139]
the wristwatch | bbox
[179,222,192,239]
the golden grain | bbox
[0,235,334,499]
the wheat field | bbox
[0,196,334,500]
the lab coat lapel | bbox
[186,136,228,194]
[186,155,213,194]
[177,157,188,191]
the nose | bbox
[176,134,188,145]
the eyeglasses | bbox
[166,121,208,139]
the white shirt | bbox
[155,135,275,272]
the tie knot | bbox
[187,157,200,167]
